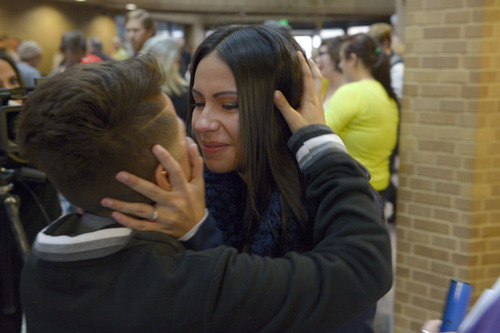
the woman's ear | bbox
[349,53,358,66]
[154,163,172,191]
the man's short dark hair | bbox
[18,55,178,214]
[60,30,86,53]
[88,37,103,51]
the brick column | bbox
[394,0,500,331]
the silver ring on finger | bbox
[151,207,159,221]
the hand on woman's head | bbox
[273,52,325,133]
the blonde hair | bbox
[140,35,187,97]
[126,9,156,35]
[368,22,392,45]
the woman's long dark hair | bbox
[342,33,398,102]
[187,25,310,253]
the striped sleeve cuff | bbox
[287,124,346,171]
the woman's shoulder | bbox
[335,81,365,95]
[352,79,380,89]
[339,80,387,101]
[329,82,364,106]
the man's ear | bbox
[154,163,172,191]
[383,40,391,53]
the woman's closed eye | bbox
[192,102,238,111]
[9,76,19,86]
[192,102,205,109]
[222,103,238,110]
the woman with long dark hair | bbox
[186,25,310,256]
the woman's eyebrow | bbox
[213,91,237,98]
[192,88,237,98]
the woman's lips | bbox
[201,142,227,154]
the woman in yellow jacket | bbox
[325,33,399,194]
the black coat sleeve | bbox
[181,214,224,250]
[199,125,392,332]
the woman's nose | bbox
[193,106,219,133]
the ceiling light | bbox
[126,3,137,10]
[312,34,321,49]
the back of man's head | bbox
[17,40,42,62]
[88,37,103,53]
[18,55,178,215]
[60,30,86,53]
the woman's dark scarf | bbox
[204,169,302,257]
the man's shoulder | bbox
[17,62,39,73]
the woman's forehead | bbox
[193,53,236,93]
[0,58,14,71]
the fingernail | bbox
[274,91,281,101]
[101,198,112,206]
[153,144,165,154]
[116,172,128,182]
[111,212,122,222]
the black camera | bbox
[0,87,33,155]
[1,81,60,322]
[0,105,22,154]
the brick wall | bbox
[395,0,500,331]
